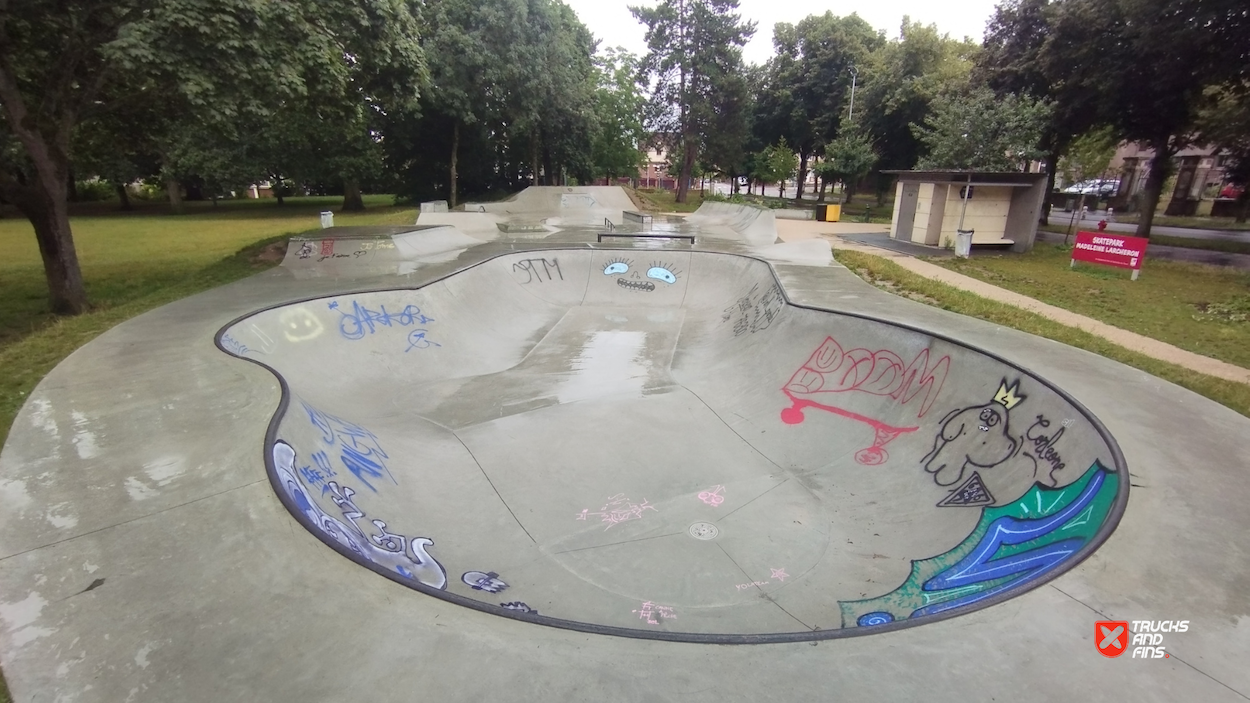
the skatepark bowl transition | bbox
[1,186,1248,701]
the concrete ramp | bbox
[685,202,780,246]
[470,185,638,214]
[221,249,1125,642]
[283,224,497,278]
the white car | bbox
[1062,179,1119,196]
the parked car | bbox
[1062,179,1120,196]
[1220,184,1245,199]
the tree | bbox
[751,139,798,196]
[1040,0,1231,237]
[818,126,877,203]
[1057,126,1118,240]
[755,13,883,202]
[589,50,648,182]
[631,0,755,203]
[855,19,978,201]
[976,0,1101,224]
[1197,87,1250,223]
[0,0,425,314]
[913,86,1052,171]
[418,0,594,205]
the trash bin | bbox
[955,229,974,259]
[817,203,841,222]
[320,211,334,229]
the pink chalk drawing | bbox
[735,581,769,591]
[633,601,676,625]
[770,567,789,582]
[697,485,726,506]
[576,493,657,530]
[781,335,951,465]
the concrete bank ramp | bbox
[220,249,1126,642]
[464,185,638,214]
[282,225,491,278]
[685,202,779,246]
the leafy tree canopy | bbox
[913,86,1052,171]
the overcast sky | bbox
[562,0,998,66]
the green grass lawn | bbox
[1113,213,1250,231]
[636,188,707,213]
[929,243,1250,370]
[835,249,1250,418]
[1040,223,1250,255]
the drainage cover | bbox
[689,522,719,540]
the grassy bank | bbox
[1114,213,1250,231]
[927,243,1250,370]
[1040,224,1250,255]
[835,249,1250,418]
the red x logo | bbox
[1096,621,1130,658]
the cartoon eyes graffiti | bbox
[603,258,631,275]
[646,264,678,284]
[978,407,1002,431]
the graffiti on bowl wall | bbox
[603,257,681,293]
[781,335,951,465]
[272,440,447,589]
[841,461,1118,628]
[924,379,1071,503]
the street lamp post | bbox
[847,67,858,120]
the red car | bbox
[1221,184,1245,199]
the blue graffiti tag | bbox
[301,401,396,492]
[299,450,337,495]
[329,299,435,343]
[405,329,441,353]
[910,469,1107,617]
[220,333,250,355]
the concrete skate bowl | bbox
[217,249,1128,643]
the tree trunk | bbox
[0,65,87,314]
[341,179,365,211]
[542,147,554,187]
[816,175,827,203]
[1041,150,1059,225]
[1065,192,1086,245]
[13,178,89,315]
[676,137,695,204]
[1136,140,1174,239]
[165,176,185,214]
[532,136,541,186]
[449,122,460,209]
[67,169,79,202]
[275,182,285,206]
[795,151,808,202]
[875,172,890,206]
[115,184,133,211]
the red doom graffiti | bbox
[781,336,951,465]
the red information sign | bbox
[1072,231,1148,271]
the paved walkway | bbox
[773,219,1250,386]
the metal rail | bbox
[596,232,696,244]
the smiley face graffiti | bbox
[602,257,680,292]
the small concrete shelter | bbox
[886,170,1047,252]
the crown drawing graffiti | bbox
[993,380,1026,409]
